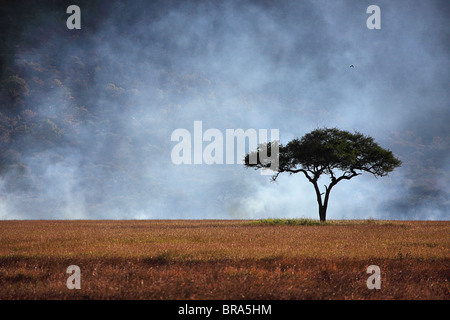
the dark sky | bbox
[1,0,449,220]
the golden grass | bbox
[0,220,448,299]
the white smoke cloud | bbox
[1,0,448,220]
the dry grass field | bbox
[0,219,448,299]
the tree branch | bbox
[284,168,315,183]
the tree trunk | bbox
[321,186,332,222]
[319,205,327,222]
[312,181,330,222]
[312,181,328,222]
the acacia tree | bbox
[244,128,402,221]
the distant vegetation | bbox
[252,218,329,226]
[252,218,394,226]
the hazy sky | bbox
[1,0,449,220]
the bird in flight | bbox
[350,65,354,68]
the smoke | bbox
[0,0,448,220]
